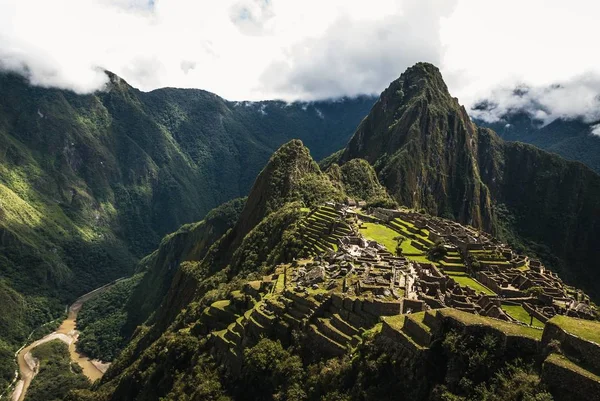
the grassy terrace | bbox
[502,304,544,328]
[211,300,231,310]
[359,222,429,261]
[438,308,543,340]
[546,354,600,380]
[359,222,400,252]
[399,240,427,256]
[446,272,495,295]
[390,218,433,243]
[382,314,406,331]
[300,206,348,254]
[549,315,600,344]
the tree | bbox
[394,236,407,256]
[427,241,447,262]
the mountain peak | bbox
[380,62,453,111]
[232,139,338,243]
[341,62,490,229]
[342,62,470,163]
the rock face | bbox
[341,62,494,230]
[339,62,600,296]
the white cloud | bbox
[0,0,455,99]
[440,0,600,124]
[1,0,600,125]
[260,0,456,100]
[470,74,600,125]
[592,124,600,137]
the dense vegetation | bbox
[477,112,600,174]
[0,72,373,379]
[68,326,554,401]
[326,158,395,206]
[27,340,90,401]
[76,275,142,361]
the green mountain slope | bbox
[0,72,374,390]
[336,62,600,296]
[65,139,597,401]
[478,113,600,174]
[339,63,495,230]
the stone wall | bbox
[522,302,549,323]
[542,354,600,401]
[402,299,425,313]
[542,321,600,375]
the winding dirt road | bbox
[11,280,121,401]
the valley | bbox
[10,280,119,401]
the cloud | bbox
[259,0,457,100]
[1,0,600,119]
[469,74,600,125]
[592,124,600,137]
[440,0,600,124]
[0,0,455,100]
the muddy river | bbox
[10,281,120,401]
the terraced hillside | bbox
[297,205,353,255]
[68,200,600,401]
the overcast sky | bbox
[1,0,600,124]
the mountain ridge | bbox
[0,71,375,391]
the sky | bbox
[1,0,600,125]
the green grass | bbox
[438,309,543,340]
[359,222,401,252]
[502,304,544,328]
[407,255,432,264]
[211,300,231,310]
[400,240,426,255]
[549,315,600,344]
[439,260,465,268]
[446,271,468,276]
[545,354,600,380]
[382,314,406,331]
[446,272,495,295]
[358,223,432,263]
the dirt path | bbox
[11,280,123,401]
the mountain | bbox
[333,62,600,296]
[476,112,600,174]
[66,139,599,401]
[6,62,600,401]
[0,72,375,390]
[337,62,494,229]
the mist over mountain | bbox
[475,111,600,174]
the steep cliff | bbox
[340,63,494,230]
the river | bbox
[10,280,121,401]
